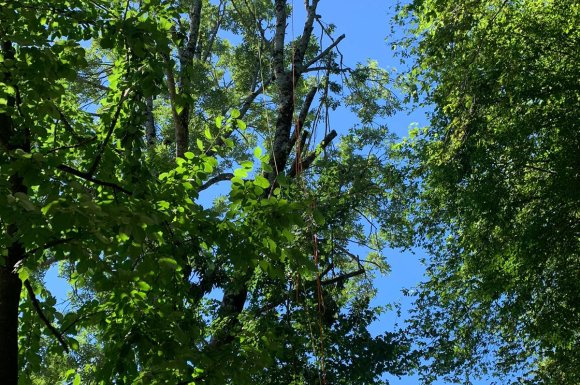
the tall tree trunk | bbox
[0,256,23,385]
[174,0,203,158]
[0,40,29,385]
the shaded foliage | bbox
[393,0,580,383]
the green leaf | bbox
[157,201,170,210]
[312,209,325,226]
[204,127,213,139]
[231,176,244,186]
[159,258,179,270]
[14,192,36,211]
[136,281,151,292]
[254,175,270,189]
[18,267,31,282]
[234,168,248,178]
[236,119,247,130]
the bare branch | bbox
[288,129,337,177]
[300,34,345,73]
[320,268,365,286]
[292,0,320,72]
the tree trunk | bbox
[0,40,28,385]
[0,263,22,385]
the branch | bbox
[524,163,557,175]
[46,135,97,154]
[75,76,110,92]
[180,0,203,83]
[288,129,337,177]
[298,86,319,128]
[272,0,287,78]
[145,96,156,146]
[288,129,309,168]
[320,268,365,286]
[24,279,70,353]
[56,107,85,141]
[241,0,268,43]
[25,237,77,259]
[57,164,132,195]
[201,0,226,63]
[205,77,273,157]
[239,76,273,119]
[198,173,234,192]
[299,34,345,73]
[287,86,318,158]
[162,53,184,158]
[292,0,320,72]
[87,91,127,177]
[256,265,362,315]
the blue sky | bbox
[44,1,498,384]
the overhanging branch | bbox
[198,173,234,192]
[57,164,132,195]
[24,280,70,353]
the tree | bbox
[1,1,413,384]
[393,0,580,383]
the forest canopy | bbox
[394,0,579,383]
[0,1,578,385]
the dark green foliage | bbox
[394,0,580,383]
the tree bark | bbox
[0,40,27,385]
[174,0,203,158]
[0,264,22,385]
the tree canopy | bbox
[1,1,412,384]
[394,0,580,383]
[2,0,579,384]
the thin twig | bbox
[87,91,127,177]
